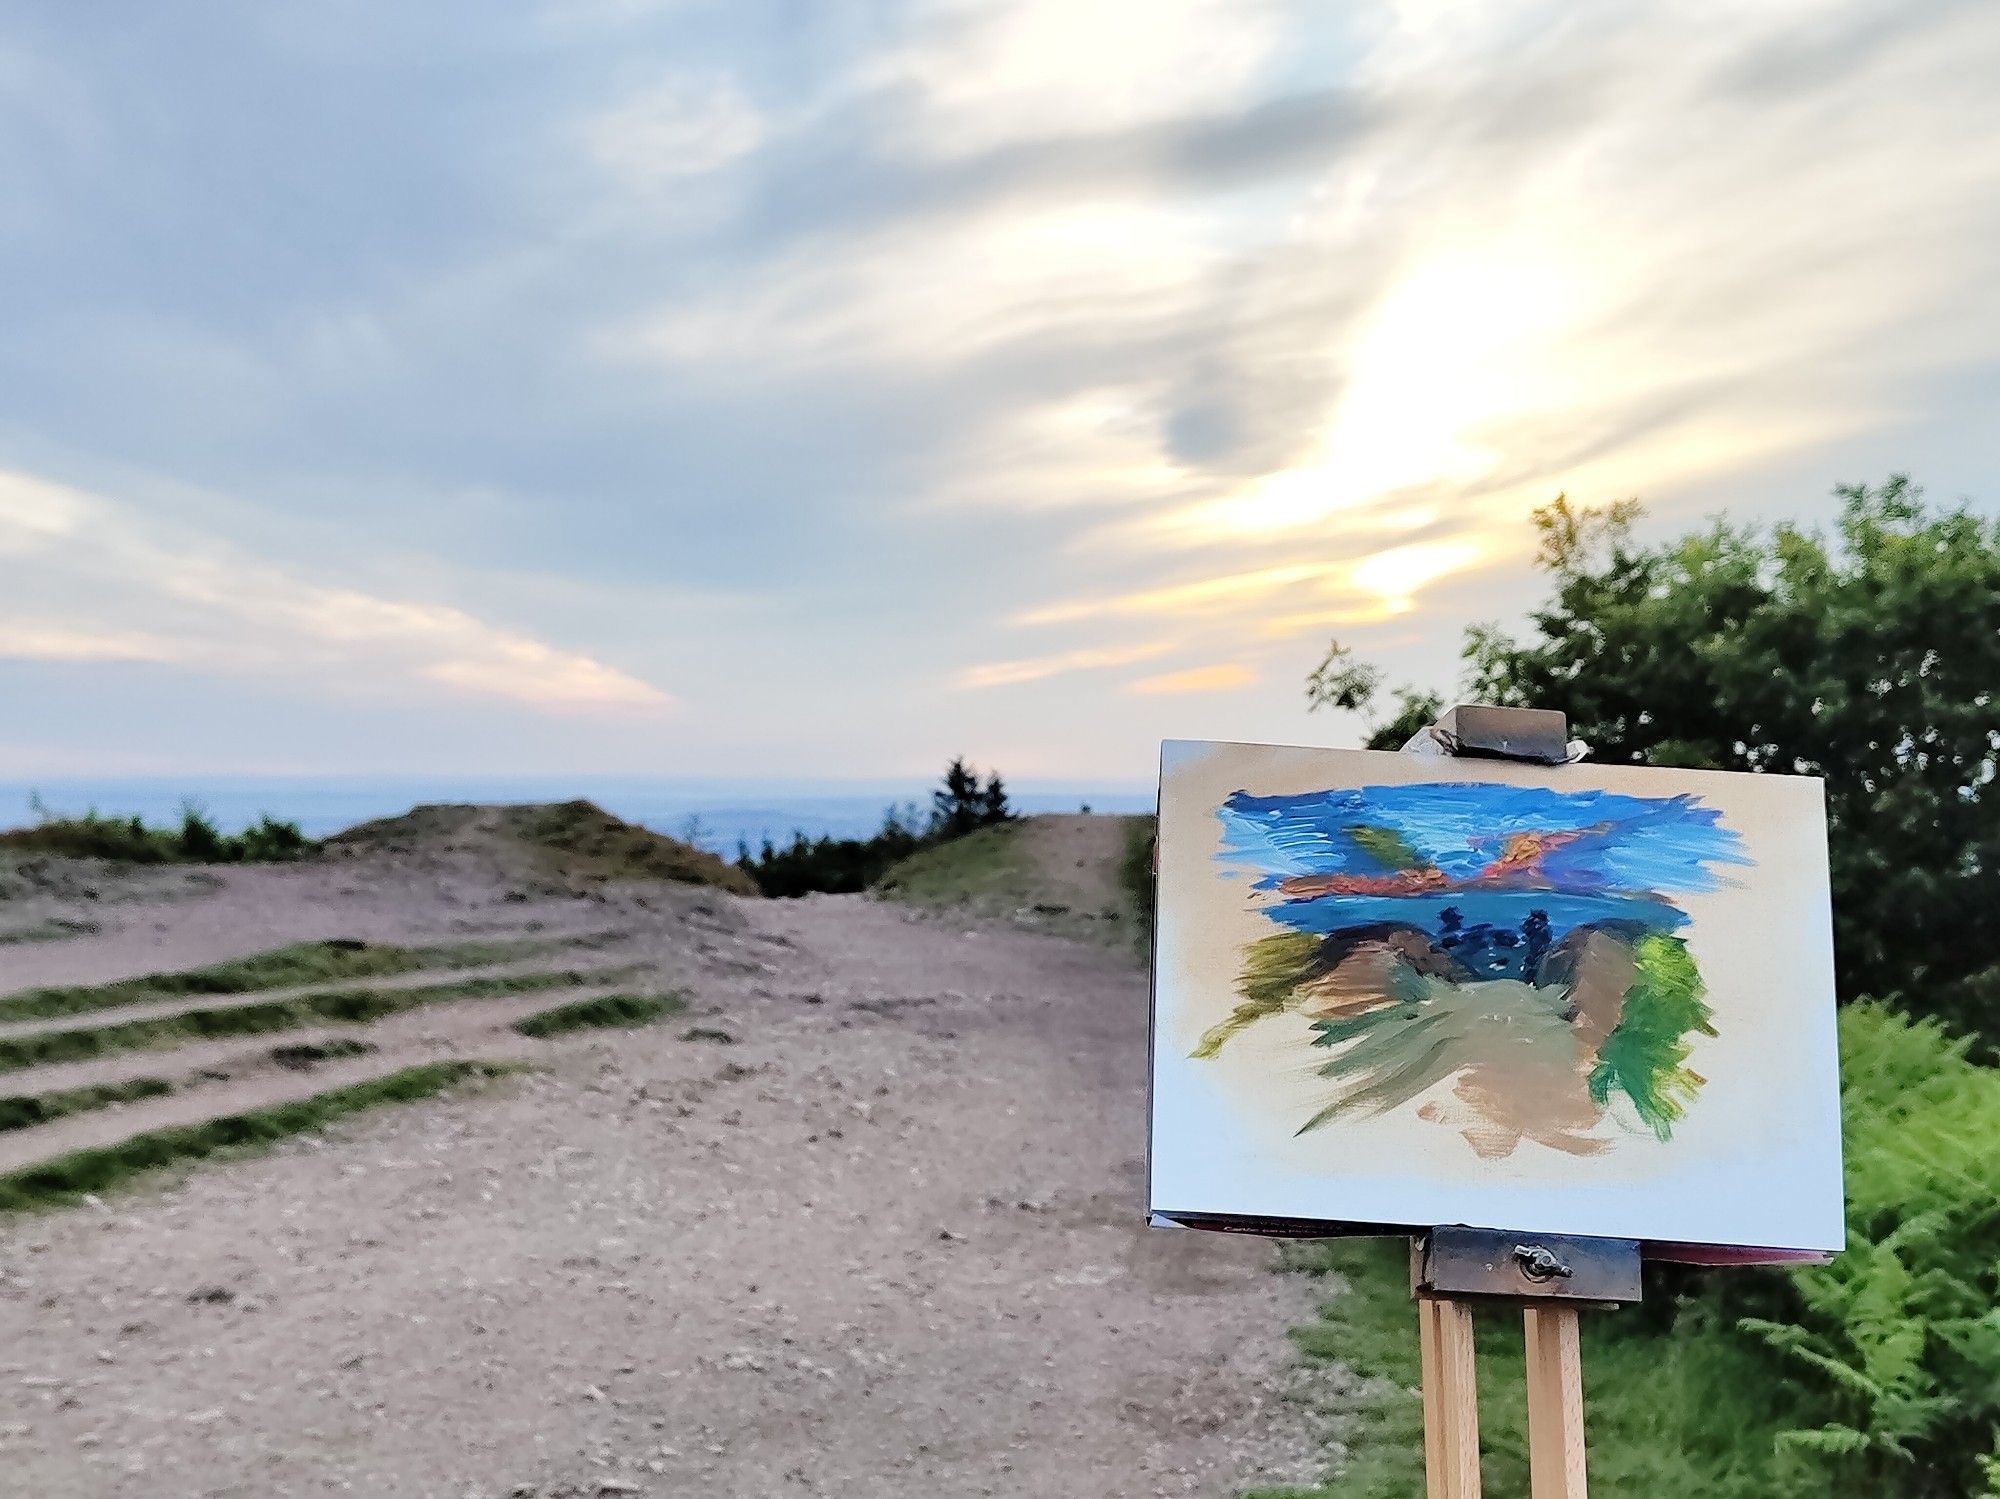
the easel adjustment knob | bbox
[1512,1244,1573,1283]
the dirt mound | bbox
[874,812,1152,944]
[324,800,758,897]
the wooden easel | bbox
[1400,707,1644,1499]
[1410,1224,1635,1498]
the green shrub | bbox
[0,798,315,864]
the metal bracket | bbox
[1413,1227,1642,1304]
[1402,703,1575,765]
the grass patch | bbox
[0,1076,176,1133]
[512,991,688,1038]
[0,971,598,1072]
[0,1060,512,1213]
[873,819,1036,907]
[0,936,561,1023]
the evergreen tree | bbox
[931,756,985,839]
[979,771,1013,826]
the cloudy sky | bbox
[4,0,1997,782]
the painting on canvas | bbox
[1148,740,1844,1255]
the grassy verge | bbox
[0,1060,513,1213]
[0,971,602,1072]
[512,991,688,1038]
[1251,1239,1810,1499]
[1258,1006,2000,1497]
[0,1076,177,1132]
[0,936,577,1023]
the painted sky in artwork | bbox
[4,3,2000,777]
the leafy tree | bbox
[1316,478,2000,1046]
[1305,641,1382,711]
[1307,642,1441,750]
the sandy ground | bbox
[0,862,1329,1497]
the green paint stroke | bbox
[1342,823,1434,873]
[1587,933,1717,1138]
[1190,930,1320,1058]
[1301,976,1579,1134]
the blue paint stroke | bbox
[1218,782,1749,895]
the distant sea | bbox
[0,777,1156,857]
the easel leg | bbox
[1418,1295,1481,1499]
[1523,1305,1587,1499]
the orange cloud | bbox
[1126,663,1257,695]
[956,640,1172,688]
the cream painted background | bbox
[1148,739,1845,1252]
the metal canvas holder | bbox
[1401,703,1637,1499]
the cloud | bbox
[1127,663,1258,695]
[0,471,669,713]
[2,1,1998,776]
[0,622,181,663]
[582,73,763,186]
[956,640,1173,689]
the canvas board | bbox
[1148,739,1845,1256]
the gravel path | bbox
[0,878,1327,1497]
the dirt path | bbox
[0,884,1326,1497]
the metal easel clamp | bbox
[1401,704,1581,765]
[1413,1227,1642,1305]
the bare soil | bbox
[0,854,1325,1497]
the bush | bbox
[738,759,1017,897]
[0,797,314,864]
[738,823,923,897]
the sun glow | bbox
[1167,247,1581,542]
[1349,540,1480,611]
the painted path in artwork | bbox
[0,849,1323,1497]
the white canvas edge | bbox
[1145,737,1847,1256]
